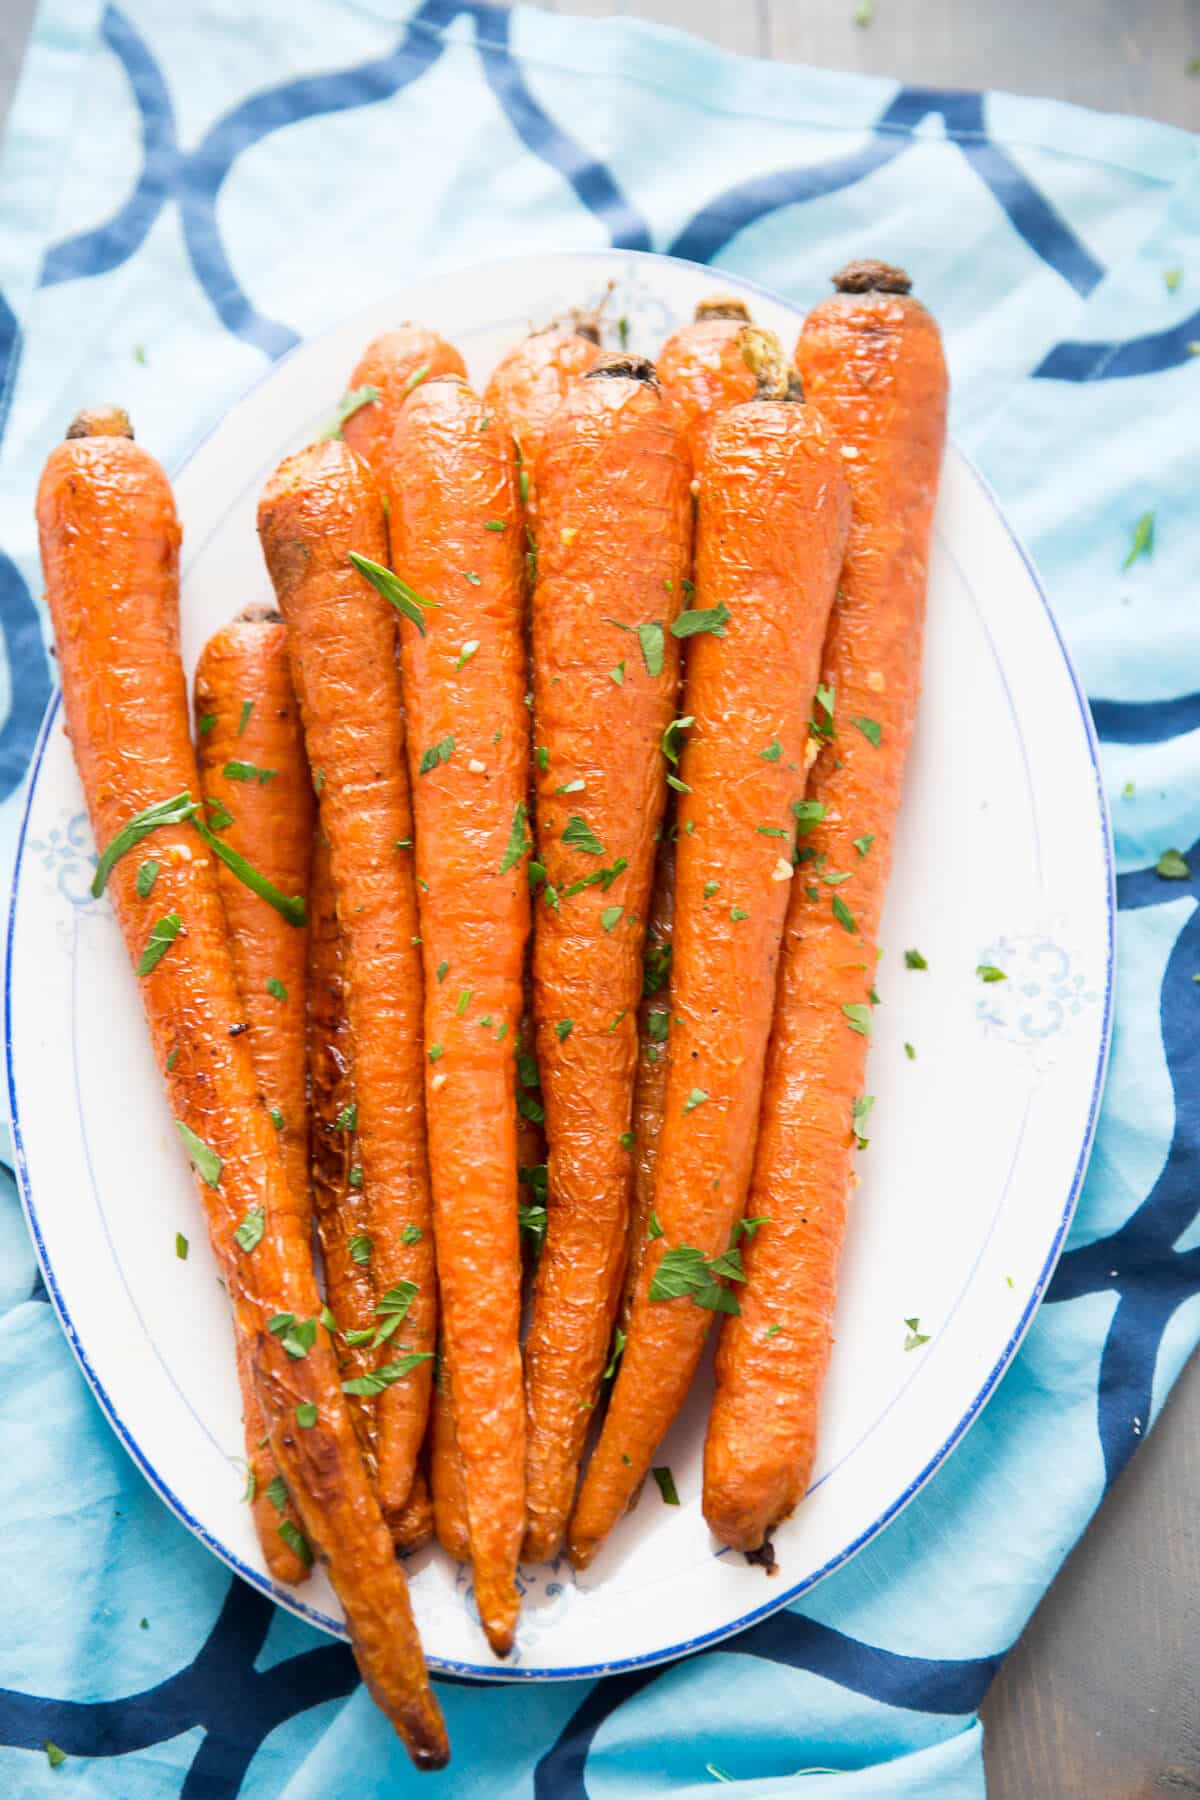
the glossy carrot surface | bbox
[342,326,466,475]
[484,323,602,523]
[703,260,948,1550]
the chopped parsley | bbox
[455,639,480,669]
[976,964,1008,983]
[332,1101,357,1132]
[277,1519,313,1566]
[850,716,881,747]
[499,800,533,873]
[841,1003,872,1037]
[854,834,874,857]
[563,814,605,856]
[91,790,198,896]
[1123,511,1155,571]
[235,1207,264,1252]
[731,906,749,922]
[135,858,160,898]
[684,1088,708,1113]
[904,948,928,970]
[319,383,379,440]
[638,621,665,676]
[535,746,549,771]
[792,799,826,835]
[1156,848,1190,879]
[649,1243,743,1314]
[651,1465,680,1505]
[266,976,287,1001]
[852,1094,875,1149]
[556,1019,573,1041]
[603,1327,627,1381]
[175,1232,189,1261]
[903,1316,931,1352]
[456,988,472,1017]
[137,910,183,976]
[436,959,449,982]
[904,1041,916,1060]
[237,699,254,736]
[176,1120,221,1188]
[760,740,783,762]
[609,662,625,685]
[601,904,623,932]
[418,735,455,775]
[428,1043,445,1063]
[348,1233,373,1266]
[648,1211,664,1239]
[295,1403,318,1429]
[223,761,276,784]
[671,602,731,639]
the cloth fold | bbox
[0,2,1197,1792]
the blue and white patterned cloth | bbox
[1,3,1198,1793]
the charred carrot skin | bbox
[483,325,602,524]
[703,262,948,1551]
[656,298,788,464]
[194,609,313,1202]
[523,356,693,1563]
[618,838,675,1336]
[37,420,447,1769]
[193,607,314,1584]
[567,396,851,1569]
[307,831,377,1469]
[342,326,466,475]
[383,375,530,1655]
[258,440,436,1530]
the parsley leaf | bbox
[266,976,287,1001]
[684,1088,708,1113]
[759,740,783,761]
[609,662,625,685]
[852,1094,875,1149]
[350,550,439,636]
[418,735,455,775]
[854,833,874,857]
[671,602,731,639]
[135,858,160,898]
[175,1232,188,1260]
[643,940,672,996]
[223,760,276,784]
[176,1120,221,1188]
[1123,511,1155,571]
[277,1519,313,1566]
[295,1403,318,1429]
[903,1316,931,1352]
[603,1327,627,1381]
[976,964,1008,983]
[850,716,881,747]
[601,904,623,932]
[792,799,826,835]
[651,1465,680,1505]
[91,790,198,896]
[638,621,665,676]
[332,1101,357,1132]
[649,1244,740,1314]
[500,800,532,874]
[319,383,379,440]
[348,1233,373,1266]
[842,1003,872,1036]
[235,1207,264,1252]
[563,814,605,856]
[904,948,928,970]
[832,894,856,933]
[556,1019,573,1041]
[137,910,183,975]
[1157,848,1190,879]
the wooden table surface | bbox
[2,1,1198,1794]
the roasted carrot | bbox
[194,607,313,1201]
[258,439,436,1531]
[382,373,529,1655]
[390,1464,434,1553]
[483,318,602,523]
[703,261,948,1550]
[430,1357,470,1561]
[193,606,313,1584]
[341,326,466,475]
[567,390,851,1569]
[656,297,788,464]
[522,354,692,1562]
[617,837,675,1338]
[37,415,447,1768]
[307,830,377,1468]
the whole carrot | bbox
[383,374,530,1655]
[484,317,602,524]
[307,830,377,1467]
[656,297,788,463]
[193,605,314,1584]
[567,391,850,1569]
[36,414,447,1768]
[342,325,466,474]
[522,355,692,1562]
[703,261,948,1551]
[258,439,436,1531]
[194,607,313,1200]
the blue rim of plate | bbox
[4,248,1116,1682]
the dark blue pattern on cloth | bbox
[1,4,1197,1792]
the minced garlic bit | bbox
[771,857,794,882]
[840,445,860,459]
[467,758,487,775]
[690,477,701,497]
[560,526,578,545]
[430,1071,447,1093]
[804,737,820,770]
[867,670,885,692]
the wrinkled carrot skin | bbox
[523,360,692,1562]
[430,1359,470,1561]
[193,608,314,1585]
[383,375,530,1653]
[702,267,947,1550]
[307,831,377,1470]
[342,326,466,475]
[258,441,436,1530]
[37,425,447,1769]
[656,299,787,464]
[194,610,313,1201]
[568,399,851,1568]
[483,327,602,524]
[618,838,675,1336]
[391,1464,434,1552]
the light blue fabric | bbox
[0,3,1198,1792]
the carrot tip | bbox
[66,405,134,441]
[831,259,912,295]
